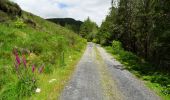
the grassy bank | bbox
[105,41,170,100]
[29,45,86,99]
[0,3,86,99]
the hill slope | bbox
[0,1,86,99]
[47,18,83,33]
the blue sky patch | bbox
[58,3,68,9]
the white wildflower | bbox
[35,88,41,93]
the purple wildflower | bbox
[16,54,21,65]
[32,65,35,73]
[13,48,21,65]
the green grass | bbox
[0,10,86,99]
[29,47,86,100]
[105,41,170,100]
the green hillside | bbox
[0,0,86,99]
[47,18,83,34]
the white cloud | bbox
[11,0,111,25]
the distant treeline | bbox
[79,17,98,42]
[47,18,83,34]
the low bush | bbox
[14,18,26,28]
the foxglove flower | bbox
[32,65,35,73]
[13,48,21,65]
[15,53,21,65]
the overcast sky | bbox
[11,0,111,25]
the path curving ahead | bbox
[60,43,160,100]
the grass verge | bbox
[29,46,86,100]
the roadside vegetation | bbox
[106,41,170,100]
[0,0,86,99]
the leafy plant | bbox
[14,18,26,28]
[12,48,37,98]
[112,40,123,53]
[11,48,44,98]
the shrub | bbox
[14,18,26,28]
[92,38,97,43]
[111,40,140,65]
[112,40,123,52]
[162,87,170,95]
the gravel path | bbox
[60,43,105,100]
[60,43,160,100]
